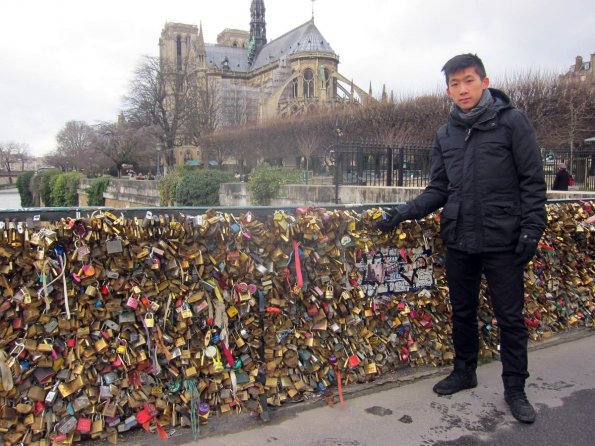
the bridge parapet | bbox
[0,202,592,442]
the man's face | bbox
[446,67,489,112]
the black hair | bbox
[441,53,486,85]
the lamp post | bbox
[155,143,163,178]
[334,118,343,204]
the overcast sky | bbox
[1,0,593,157]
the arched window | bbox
[184,151,193,162]
[303,69,314,98]
[290,77,298,98]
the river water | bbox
[0,188,22,209]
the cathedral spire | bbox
[250,0,267,53]
[197,21,206,68]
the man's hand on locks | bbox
[514,233,539,266]
[376,208,404,233]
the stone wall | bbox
[220,182,595,206]
[79,179,160,208]
[80,179,595,209]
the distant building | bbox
[159,0,371,166]
[561,53,594,84]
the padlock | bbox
[85,283,98,297]
[126,296,139,309]
[56,415,78,434]
[76,417,92,433]
[82,263,96,277]
[76,241,91,260]
[44,319,59,334]
[325,285,334,299]
[95,337,108,352]
[144,312,155,328]
[37,338,54,353]
[106,238,123,254]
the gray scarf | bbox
[451,88,493,126]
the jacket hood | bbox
[489,88,512,112]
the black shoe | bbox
[505,390,536,423]
[433,369,477,395]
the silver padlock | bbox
[45,382,60,406]
[106,238,123,254]
[44,319,59,334]
[57,415,78,434]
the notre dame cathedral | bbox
[159,0,371,154]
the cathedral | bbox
[159,0,371,165]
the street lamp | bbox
[334,118,343,204]
[155,143,163,178]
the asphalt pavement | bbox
[121,329,594,446]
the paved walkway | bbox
[123,330,594,446]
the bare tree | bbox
[496,71,559,144]
[123,55,218,172]
[0,141,30,184]
[45,120,96,172]
[557,79,595,150]
[94,115,159,177]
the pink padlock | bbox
[126,296,139,309]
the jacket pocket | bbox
[482,201,521,247]
[439,202,459,245]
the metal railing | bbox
[329,142,595,191]
[541,148,595,190]
[332,142,432,188]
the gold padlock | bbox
[325,285,334,299]
[85,284,98,297]
[38,339,54,353]
[94,337,108,352]
[226,306,239,318]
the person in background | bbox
[552,163,570,191]
[377,54,546,423]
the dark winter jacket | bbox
[396,88,547,253]
[552,168,570,191]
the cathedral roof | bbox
[203,19,336,73]
[205,44,252,71]
[252,19,336,70]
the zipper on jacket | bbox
[465,128,472,142]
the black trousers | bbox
[445,248,529,380]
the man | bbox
[552,162,570,191]
[378,54,546,423]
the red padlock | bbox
[76,417,92,433]
[347,354,360,369]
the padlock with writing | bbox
[76,417,92,433]
[126,296,139,309]
[75,241,91,261]
[56,415,78,434]
[44,319,58,334]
